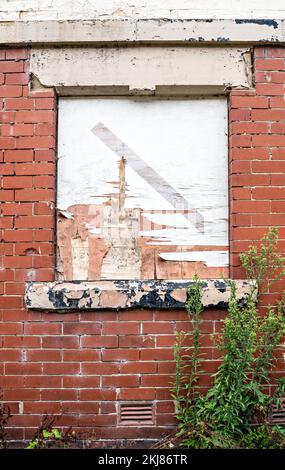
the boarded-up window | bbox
[57,97,228,280]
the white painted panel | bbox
[57,97,228,274]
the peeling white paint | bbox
[159,251,229,267]
[30,47,251,93]
[1,1,285,21]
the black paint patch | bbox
[47,288,80,310]
[235,19,278,29]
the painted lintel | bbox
[25,279,255,311]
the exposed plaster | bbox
[25,279,255,311]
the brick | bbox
[34,98,55,109]
[252,161,285,173]
[40,390,77,401]
[272,148,285,159]
[15,136,55,149]
[118,388,156,401]
[16,111,54,123]
[270,122,285,133]
[5,363,42,375]
[34,202,53,215]
[231,96,268,108]
[4,149,33,162]
[230,135,252,147]
[270,96,285,107]
[3,230,33,242]
[0,163,14,174]
[63,350,100,362]
[252,213,285,226]
[0,190,14,201]
[102,349,139,362]
[0,86,23,97]
[5,73,29,85]
[140,349,174,361]
[25,375,62,388]
[256,83,285,95]
[231,200,270,213]
[102,323,139,335]
[231,147,269,160]
[0,296,22,308]
[265,71,285,83]
[26,350,62,362]
[43,363,80,375]
[15,216,53,229]
[142,322,174,334]
[0,137,15,148]
[231,122,268,134]
[0,61,24,72]
[253,187,285,199]
[118,335,155,348]
[63,376,100,388]
[255,58,285,70]
[34,176,55,188]
[0,350,21,361]
[3,176,32,188]
[5,49,29,60]
[0,323,23,334]
[120,362,157,374]
[231,174,270,186]
[230,109,251,120]
[63,322,101,335]
[79,389,116,401]
[15,189,54,201]
[272,201,285,212]
[35,123,55,136]
[34,149,55,161]
[42,336,79,349]
[2,123,34,136]
[252,135,285,146]
[5,98,34,110]
[81,335,118,348]
[252,109,285,120]
[0,216,13,228]
[102,375,139,388]
[5,282,25,295]
[141,374,171,387]
[24,323,61,335]
[15,242,53,255]
[84,363,120,376]
[0,111,15,123]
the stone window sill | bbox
[25,280,254,311]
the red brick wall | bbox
[0,46,285,442]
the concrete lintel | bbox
[0,18,284,46]
[25,279,254,311]
[30,46,252,93]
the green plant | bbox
[27,414,77,449]
[241,425,285,449]
[172,227,285,449]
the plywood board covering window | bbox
[57,97,228,280]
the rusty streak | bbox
[91,122,204,232]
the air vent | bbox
[119,403,154,426]
[269,399,285,425]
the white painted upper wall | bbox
[1,0,285,20]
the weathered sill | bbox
[25,280,255,311]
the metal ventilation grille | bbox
[270,399,285,425]
[119,403,154,426]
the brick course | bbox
[0,46,285,442]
